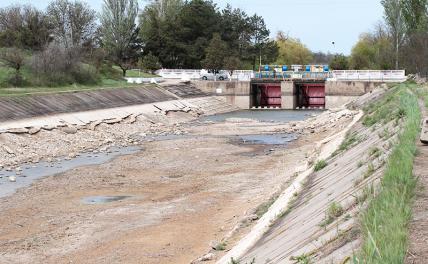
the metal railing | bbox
[332,70,406,81]
[154,69,407,82]
[254,71,331,80]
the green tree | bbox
[139,1,276,69]
[401,0,428,33]
[142,52,161,74]
[401,0,428,73]
[177,0,221,68]
[139,0,184,68]
[202,33,228,73]
[100,0,141,77]
[220,5,251,59]
[224,56,241,77]
[275,32,313,65]
[381,0,406,69]
[0,5,52,50]
[350,27,394,70]
[329,54,349,70]
[248,14,278,69]
[350,34,377,69]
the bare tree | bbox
[47,0,97,48]
[31,44,80,75]
[100,0,140,77]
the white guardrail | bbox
[125,77,163,84]
[154,69,407,82]
[331,70,406,82]
[156,69,254,81]
[156,69,201,80]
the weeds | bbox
[255,194,279,218]
[290,253,313,264]
[362,88,406,127]
[356,84,421,263]
[333,132,362,156]
[228,258,255,264]
[369,147,382,158]
[214,242,227,251]
[320,202,344,228]
[356,185,375,205]
[363,163,375,179]
[314,160,327,172]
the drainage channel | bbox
[0,146,141,198]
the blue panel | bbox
[264,65,270,71]
[305,65,311,72]
[323,65,329,72]
[282,65,288,71]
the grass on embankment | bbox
[0,80,149,97]
[355,83,421,263]
[112,66,159,78]
[0,64,155,97]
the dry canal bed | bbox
[0,109,352,264]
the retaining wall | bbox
[325,81,385,108]
[193,81,251,109]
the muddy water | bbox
[0,146,140,198]
[201,109,322,123]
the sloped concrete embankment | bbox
[218,88,398,264]
[0,86,180,122]
[0,84,222,133]
[0,85,238,168]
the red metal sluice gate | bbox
[297,83,325,108]
[252,84,282,108]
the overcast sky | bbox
[2,0,384,55]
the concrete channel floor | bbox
[0,108,353,264]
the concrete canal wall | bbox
[194,80,387,109]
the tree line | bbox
[0,0,279,87]
[1,0,426,88]
[345,0,428,74]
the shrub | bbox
[0,47,27,87]
[290,253,313,264]
[320,202,344,228]
[30,44,100,86]
[314,160,327,172]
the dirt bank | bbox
[405,92,428,264]
[0,102,356,263]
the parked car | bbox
[200,69,229,81]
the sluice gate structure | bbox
[194,68,406,110]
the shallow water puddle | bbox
[81,195,131,205]
[239,133,297,145]
[0,146,141,198]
